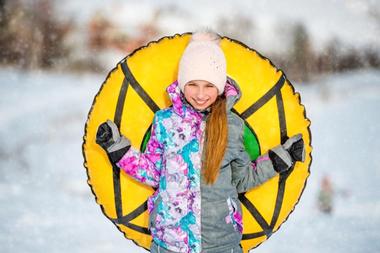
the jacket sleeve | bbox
[116,114,164,188]
[231,132,278,193]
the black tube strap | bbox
[276,91,288,144]
[112,201,149,226]
[268,86,289,231]
[237,74,290,240]
[239,194,272,238]
[111,75,130,220]
[240,75,286,120]
[120,61,160,114]
[110,60,155,235]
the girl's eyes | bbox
[186,83,215,88]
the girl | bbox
[96,31,305,253]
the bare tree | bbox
[216,14,255,45]
[368,2,380,31]
[289,22,315,82]
[0,0,73,69]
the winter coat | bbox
[116,78,278,253]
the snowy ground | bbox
[0,67,379,252]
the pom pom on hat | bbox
[190,31,221,44]
[178,31,227,95]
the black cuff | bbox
[268,150,290,173]
[108,145,131,164]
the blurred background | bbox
[0,0,379,252]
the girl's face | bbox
[184,80,218,110]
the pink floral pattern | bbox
[225,197,243,234]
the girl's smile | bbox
[184,80,219,110]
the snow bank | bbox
[0,67,379,252]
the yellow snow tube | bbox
[82,33,312,252]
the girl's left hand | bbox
[283,134,305,162]
[268,134,305,173]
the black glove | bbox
[96,120,131,163]
[286,137,305,162]
[269,134,305,173]
[96,121,116,150]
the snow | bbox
[0,68,146,253]
[0,67,380,252]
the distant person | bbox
[317,175,334,214]
[95,30,306,253]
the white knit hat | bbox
[178,31,227,95]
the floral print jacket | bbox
[116,78,278,253]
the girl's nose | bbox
[196,87,206,99]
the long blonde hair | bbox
[203,95,228,185]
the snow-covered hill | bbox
[0,67,379,252]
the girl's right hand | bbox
[96,120,117,150]
[96,120,131,163]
